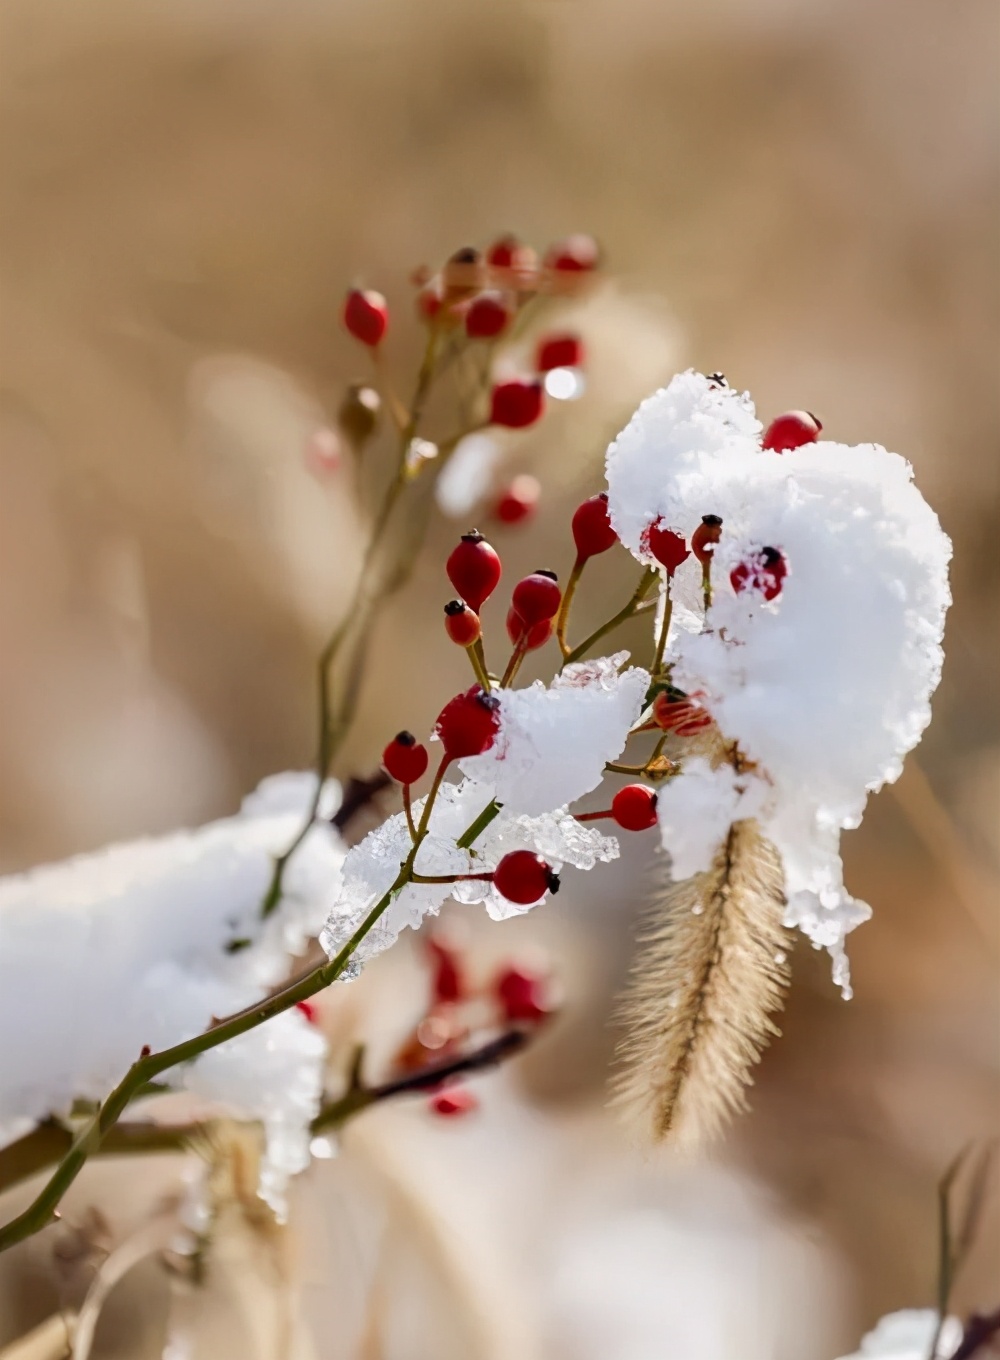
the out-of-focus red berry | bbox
[446,531,502,612]
[536,333,584,372]
[762,410,822,452]
[426,937,465,1005]
[494,474,540,525]
[296,1000,320,1025]
[382,731,430,785]
[490,379,545,429]
[343,289,388,346]
[572,493,618,560]
[511,570,561,626]
[730,546,788,601]
[496,965,550,1023]
[493,851,560,905]
[443,247,486,298]
[611,784,659,831]
[545,234,600,273]
[435,687,501,759]
[465,291,511,339]
[430,1085,479,1117]
[645,519,690,574]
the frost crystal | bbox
[459,654,650,816]
[833,1309,962,1360]
[608,376,951,990]
[0,773,343,1209]
[320,777,618,965]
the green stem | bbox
[466,642,492,692]
[455,799,502,850]
[562,568,658,667]
[555,556,585,658]
[500,638,527,688]
[651,574,673,677]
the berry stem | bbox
[500,636,528,688]
[651,574,673,678]
[455,798,503,850]
[466,640,492,692]
[402,784,418,841]
[574,808,614,823]
[702,560,713,615]
[561,567,658,668]
[410,871,493,885]
[555,555,585,659]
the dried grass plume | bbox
[614,819,790,1146]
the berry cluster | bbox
[392,932,556,1118]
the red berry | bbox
[536,333,584,372]
[611,784,659,831]
[430,1085,479,1117]
[446,530,502,612]
[427,937,465,1004]
[645,519,690,574]
[486,234,532,270]
[465,291,511,339]
[691,514,723,565]
[545,234,600,273]
[572,493,618,560]
[762,410,822,453]
[652,693,713,736]
[444,599,482,647]
[494,474,540,525]
[496,965,550,1023]
[382,731,429,785]
[490,379,545,429]
[492,850,560,905]
[416,278,444,322]
[443,246,486,298]
[295,1000,320,1025]
[343,288,388,347]
[511,570,561,626]
[435,686,501,759]
[506,606,552,651]
[730,546,788,602]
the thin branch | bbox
[561,567,658,668]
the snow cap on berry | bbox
[459,653,650,816]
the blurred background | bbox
[0,0,997,1356]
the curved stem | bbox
[555,557,585,658]
[562,567,658,668]
[651,574,673,677]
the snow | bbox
[321,776,619,967]
[0,772,344,1214]
[458,654,650,816]
[606,374,951,991]
[833,1309,962,1360]
[655,759,766,881]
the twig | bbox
[561,567,658,667]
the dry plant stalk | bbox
[614,818,790,1146]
